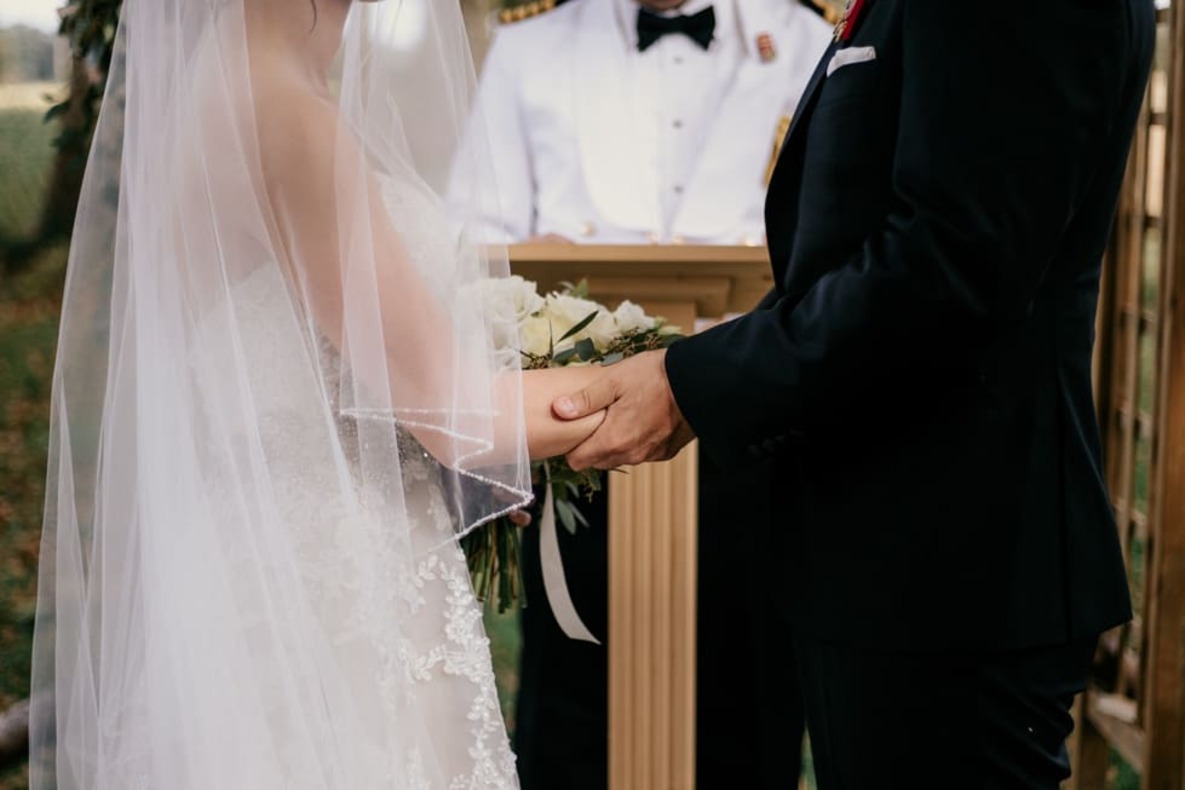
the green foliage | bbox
[0,111,56,241]
[482,606,521,734]
[462,516,528,615]
[1111,749,1141,790]
[51,0,121,144]
[0,97,68,790]
[0,241,67,790]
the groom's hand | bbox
[553,350,695,471]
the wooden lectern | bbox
[509,244,772,790]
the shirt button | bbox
[673,56,684,64]
[673,185,684,194]
[673,119,684,129]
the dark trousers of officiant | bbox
[513,457,805,790]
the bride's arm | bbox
[520,367,606,460]
[259,89,602,466]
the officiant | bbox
[453,0,832,785]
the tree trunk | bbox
[0,699,29,770]
[0,51,92,276]
[36,55,92,241]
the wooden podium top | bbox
[507,244,773,318]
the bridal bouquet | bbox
[463,277,681,612]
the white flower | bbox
[486,275,546,325]
[612,300,658,335]
[582,311,620,350]
[519,315,555,357]
[540,293,603,339]
[469,275,546,352]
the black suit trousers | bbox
[514,486,609,790]
[795,634,1097,790]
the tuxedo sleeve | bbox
[665,1,1147,469]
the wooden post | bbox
[1143,4,1185,786]
[608,445,699,790]
[508,244,771,790]
[1068,694,1112,790]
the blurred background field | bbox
[0,64,68,788]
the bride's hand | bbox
[521,366,607,460]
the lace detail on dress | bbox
[401,545,517,790]
[189,179,518,787]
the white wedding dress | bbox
[31,3,530,786]
[186,178,518,789]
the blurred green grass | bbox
[0,107,56,241]
[0,100,64,790]
[484,607,521,735]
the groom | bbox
[553,1,1155,786]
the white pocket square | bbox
[826,46,877,77]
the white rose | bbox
[485,275,545,325]
[472,275,545,352]
[519,315,555,357]
[582,311,620,350]
[612,300,658,335]
[540,293,605,344]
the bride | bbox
[29,0,605,786]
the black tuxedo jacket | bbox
[666,0,1155,651]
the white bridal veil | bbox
[30,0,529,785]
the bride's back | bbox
[31,2,525,787]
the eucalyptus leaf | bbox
[569,501,590,529]
[552,347,579,365]
[554,497,579,535]
[574,338,598,361]
[558,310,599,343]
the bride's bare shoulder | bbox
[252,76,344,187]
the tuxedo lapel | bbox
[763,42,833,282]
[779,41,834,154]
[765,0,883,277]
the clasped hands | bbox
[552,349,696,471]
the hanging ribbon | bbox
[538,468,601,644]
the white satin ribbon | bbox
[539,476,601,644]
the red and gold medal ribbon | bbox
[835,0,867,43]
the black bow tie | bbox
[636,6,716,52]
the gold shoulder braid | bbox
[764,113,793,186]
[498,0,561,24]
[801,0,842,26]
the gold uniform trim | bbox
[803,0,842,26]
[498,0,559,25]
[764,113,793,186]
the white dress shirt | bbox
[616,0,744,229]
[452,0,832,245]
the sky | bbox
[0,0,59,33]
